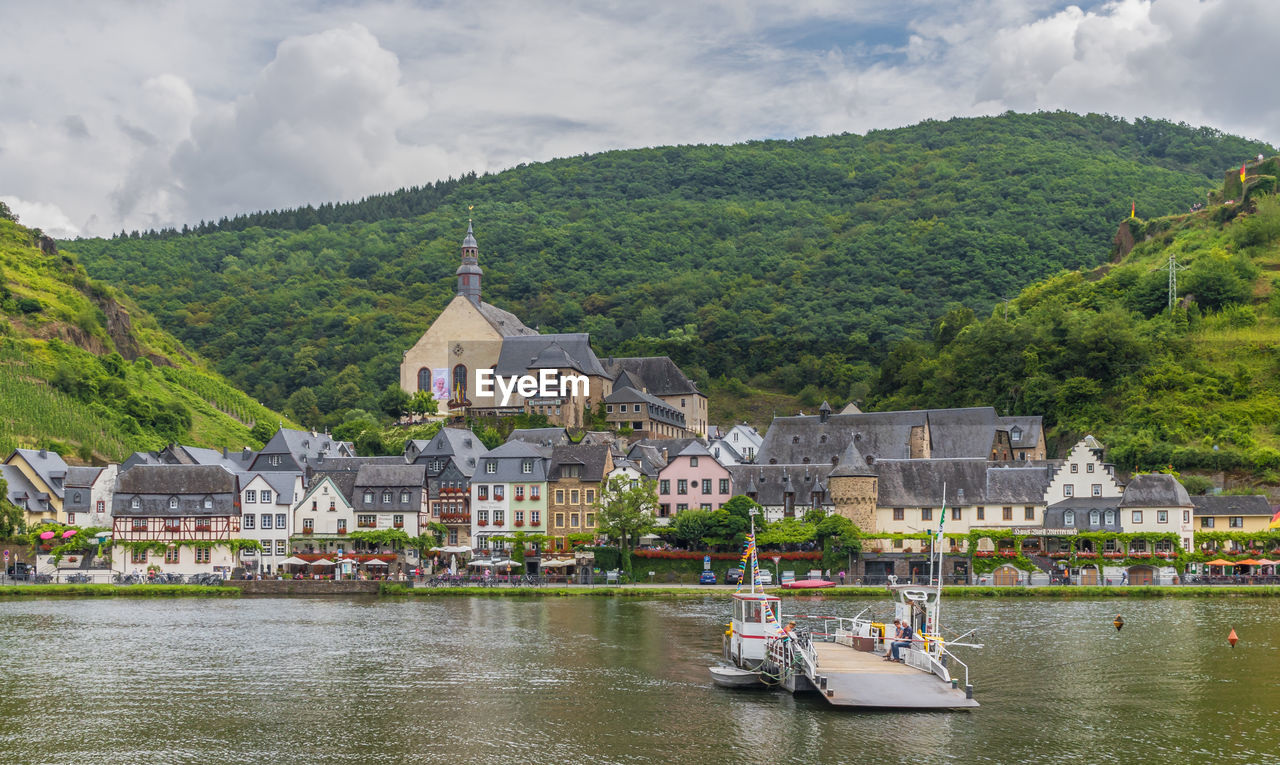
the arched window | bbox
[168,497,178,510]
[1089,510,1100,526]
[452,364,468,402]
[363,490,374,504]
[417,368,431,392]
[382,490,392,504]
[400,490,410,504]
[1104,510,1115,526]
[1064,510,1075,527]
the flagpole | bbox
[934,481,946,640]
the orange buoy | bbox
[1228,628,1239,648]
[1113,615,1124,631]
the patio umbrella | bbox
[39,531,56,540]
[280,556,310,566]
[1205,559,1234,566]
[310,558,336,566]
[364,559,388,566]
[1255,558,1278,566]
[468,559,494,567]
[540,559,574,568]
[1270,510,1280,530]
[1235,559,1260,566]
[61,529,78,539]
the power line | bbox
[1150,254,1189,312]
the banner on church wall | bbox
[431,368,449,401]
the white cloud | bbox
[1,196,81,239]
[0,0,1277,237]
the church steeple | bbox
[456,219,482,304]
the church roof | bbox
[496,333,607,376]
[477,301,538,337]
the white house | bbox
[240,472,303,575]
[710,424,762,465]
[291,473,358,558]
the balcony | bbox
[440,513,471,524]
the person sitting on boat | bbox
[781,621,797,642]
[886,619,912,662]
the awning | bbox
[281,556,310,566]
[540,559,575,568]
[1205,559,1234,566]
[1234,559,1260,566]
[364,559,388,566]
[432,546,472,554]
[310,558,336,566]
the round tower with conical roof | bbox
[456,220,482,305]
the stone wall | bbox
[233,579,382,595]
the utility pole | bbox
[1152,254,1188,312]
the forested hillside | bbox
[0,204,292,461]
[69,113,1273,430]
[872,157,1280,482]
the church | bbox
[400,223,707,436]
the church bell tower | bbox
[456,220,482,305]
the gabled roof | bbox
[250,472,300,505]
[114,465,239,517]
[1043,499,1123,530]
[255,428,353,468]
[495,333,607,377]
[306,471,360,504]
[477,301,538,337]
[1191,494,1274,516]
[409,427,488,475]
[675,441,715,459]
[606,386,686,427]
[998,416,1044,449]
[924,408,1001,459]
[8,448,69,498]
[831,439,876,477]
[622,444,667,478]
[477,440,552,482]
[602,356,700,396]
[65,466,105,489]
[1120,474,1192,508]
[727,464,834,507]
[550,444,611,482]
[0,464,42,508]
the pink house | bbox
[655,442,732,523]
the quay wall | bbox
[234,580,382,595]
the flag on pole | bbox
[1130,200,1135,219]
[1241,162,1247,184]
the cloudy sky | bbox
[2,0,1277,238]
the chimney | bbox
[223,447,229,457]
[39,448,47,458]
[661,448,668,462]
[242,446,251,458]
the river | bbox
[0,595,1277,764]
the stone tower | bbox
[456,221,482,305]
[828,439,878,533]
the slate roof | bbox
[998,416,1044,450]
[477,301,538,337]
[1120,474,1192,507]
[65,466,104,489]
[310,455,407,472]
[632,438,700,461]
[924,408,1002,459]
[307,471,360,505]
[675,441,715,459]
[254,428,353,470]
[476,440,552,482]
[354,464,428,488]
[602,356,700,396]
[114,465,239,517]
[875,460,1054,507]
[9,448,68,498]
[407,427,488,475]
[756,411,925,465]
[495,333,607,377]
[1,464,46,510]
[251,472,299,506]
[1043,498,1124,531]
[830,439,876,477]
[549,444,611,482]
[606,386,686,427]
[1191,495,1274,516]
[728,464,834,507]
[622,444,667,478]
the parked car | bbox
[5,563,31,580]
[725,568,742,585]
[699,571,717,585]
[755,570,773,586]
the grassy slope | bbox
[0,218,293,461]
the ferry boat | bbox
[711,521,980,709]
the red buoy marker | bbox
[1228,628,1239,648]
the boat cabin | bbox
[890,585,939,637]
[728,591,782,668]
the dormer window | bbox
[131,496,140,510]
[1064,510,1075,526]
[203,497,213,510]
[1010,426,1022,442]
[382,490,393,504]
[792,436,800,444]
[522,460,533,474]
[364,490,374,504]
[487,462,497,474]
[168,497,178,510]
[819,435,827,443]
[400,490,410,504]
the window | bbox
[96,500,105,513]
[1087,463,1095,473]
[1024,507,1035,521]
[303,518,314,533]
[570,489,580,505]
[363,490,374,504]
[921,508,933,521]
[1064,511,1075,526]
[951,507,961,521]
[514,485,525,501]
[400,490,410,504]
[1132,511,1143,524]
[269,455,282,466]
[606,404,613,413]
[701,479,712,494]
[382,490,393,504]
[1002,507,1013,521]
[585,489,595,504]
[585,513,594,527]
[530,485,540,500]
[1104,510,1115,525]
[337,519,347,534]
[168,497,179,510]
[1130,538,1146,553]
[893,508,904,521]
[1063,485,1074,497]
[556,513,565,528]
[719,479,729,494]
[531,510,540,525]
[494,486,505,501]
[677,479,688,495]
[131,496,140,510]
[478,509,489,523]
[1071,464,1078,473]
[478,486,489,501]
[67,512,76,525]
[329,500,336,512]
[1229,516,1244,528]
[493,510,504,525]
[659,480,670,495]
[245,490,256,503]
[1201,516,1215,529]
[570,513,580,527]
[132,518,148,531]
[262,490,273,504]
[195,547,211,564]
[676,503,688,512]
[893,538,903,549]
[700,503,712,510]
[244,514,255,529]
[165,518,181,532]
[131,548,147,564]
[976,507,985,520]
[1089,510,1100,526]
[690,456,698,467]
[165,547,179,564]
[658,504,670,518]
[1183,510,1190,523]
[1092,484,1102,497]
[1157,510,1168,524]
[276,540,286,556]
[1104,538,1117,552]
[448,528,459,545]
[276,513,286,528]
[261,515,273,530]
[522,460,533,474]
[514,510,525,525]
[431,460,442,471]
[486,462,497,474]
[358,515,376,528]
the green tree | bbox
[379,383,412,418]
[410,390,439,417]
[593,476,658,574]
[667,509,715,548]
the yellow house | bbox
[1191,495,1275,537]
[3,448,68,526]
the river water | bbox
[0,595,1277,764]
